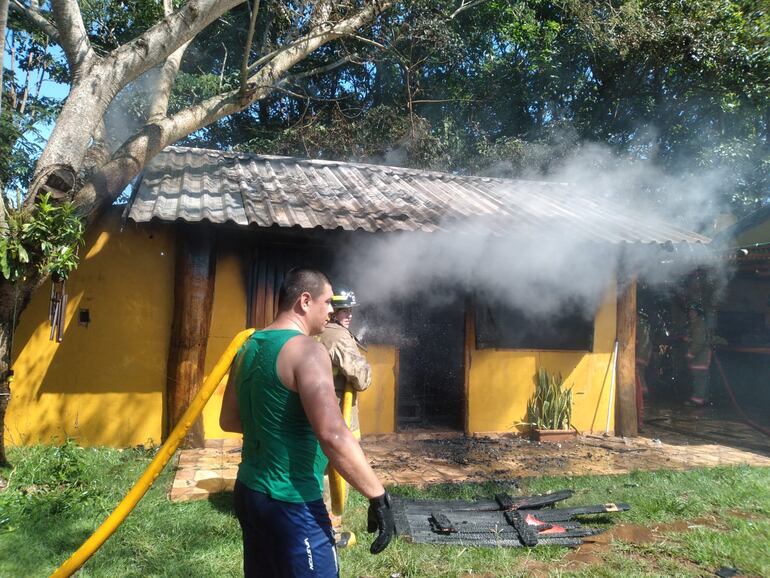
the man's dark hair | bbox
[277,267,331,313]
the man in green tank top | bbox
[220,268,394,577]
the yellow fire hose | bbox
[329,384,354,516]
[50,328,255,578]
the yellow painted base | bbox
[467,279,617,435]
[358,345,398,435]
[7,213,174,447]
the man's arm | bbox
[219,351,244,433]
[295,340,383,499]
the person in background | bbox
[317,288,373,547]
[318,288,372,439]
[636,308,652,429]
[219,269,394,577]
[685,302,711,407]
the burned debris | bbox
[393,489,629,548]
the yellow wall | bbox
[7,213,175,447]
[467,279,617,435]
[7,213,618,446]
[735,219,770,247]
[358,345,398,435]
[201,248,249,439]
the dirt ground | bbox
[171,408,770,501]
[360,422,770,487]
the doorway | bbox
[396,292,466,431]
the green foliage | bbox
[236,104,445,169]
[1,24,63,192]
[0,193,84,282]
[3,0,768,213]
[0,440,93,533]
[526,368,573,430]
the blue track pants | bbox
[233,480,338,578]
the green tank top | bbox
[235,329,329,502]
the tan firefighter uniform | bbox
[687,307,711,404]
[316,321,372,436]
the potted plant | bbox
[526,368,577,443]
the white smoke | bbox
[342,141,733,321]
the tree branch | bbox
[450,0,487,19]
[218,43,228,91]
[81,118,110,175]
[248,12,388,76]
[146,40,192,121]
[147,0,191,121]
[50,0,93,70]
[285,53,360,83]
[309,0,334,28]
[239,0,260,99]
[343,33,386,50]
[246,31,325,74]
[0,0,10,121]
[183,0,393,144]
[29,0,244,193]
[75,1,394,216]
[111,0,245,88]
[9,0,59,43]
[411,98,477,104]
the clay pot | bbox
[532,428,577,443]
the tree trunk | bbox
[166,223,217,448]
[615,274,638,437]
[29,0,246,202]
[29,59,117,201]
[0,316,13,467]
[0,278,36,466]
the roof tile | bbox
[128,146,710,244]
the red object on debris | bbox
[524,514,567,534]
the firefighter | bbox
[685,302,711,407]
[317,288,373,547]
[636,309,652,428]
[317,288,372,438]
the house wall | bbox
[467,279,617,435]
[734,221,770,247]
[357,346,398,434]
[7,215,617,446]
[200,244,249,440]
[7,213,175,447]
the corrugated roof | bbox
[128,146,709,244]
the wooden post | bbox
[615,273,638,437]
[166,223,216,448]
[463,297,475,435]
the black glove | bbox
[367,492,395,554]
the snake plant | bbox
[526,368,573,430]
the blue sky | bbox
[3,44,69,143]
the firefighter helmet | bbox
[687,302,704,314]
[331,288,358,310]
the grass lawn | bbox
[1,443,769,577]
